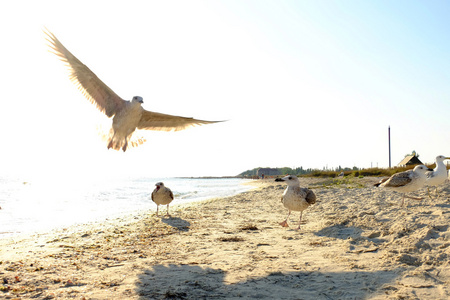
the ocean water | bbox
[0,176,253,238]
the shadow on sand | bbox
[135,264,398,299]
[315,223,385,244]
[161,217,191,232]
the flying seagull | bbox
[374,165,433,206]
[45,30,221,151]
[425,155,450,198]
[151,182,174,217]
[275,175,316,230]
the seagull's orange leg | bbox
[295,211,303,230]
[279,210,291,227]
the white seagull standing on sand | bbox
[374,165,433,206]
[151,182,174,217]
[45,30,221,152]
[425,155,450,198]
[275,175,316,230]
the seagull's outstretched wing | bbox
[137,110,222,132]
[45,30,125,117]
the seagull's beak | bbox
[427,167,434,171]
[275,178,285,182]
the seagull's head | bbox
[413,165,434,176]
[435,155,450,163]
[132,96,144,104]
[275,175,300,186]
[155,182,164,191]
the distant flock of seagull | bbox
[45,30,449,231]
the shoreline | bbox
[0,180,259,243]
[0,177,254,240]
[1,177,449,299]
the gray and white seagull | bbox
[45,30,221,152]
[425,155,450,198]
[374,165,433,206]
[151,182,174,217]
[275,175,316,230]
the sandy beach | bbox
[1,177,449,299]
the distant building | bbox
[257,168,281,177]
[397,155,423,167]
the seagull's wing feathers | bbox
[137,110,221,132]
[304,188,316,205]
[384,171,413,187]
[426,170,436,179]
[45,30,125,117]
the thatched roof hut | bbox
[397,155,423,167]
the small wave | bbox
[0,177,252,238]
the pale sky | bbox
[1,0,449,179]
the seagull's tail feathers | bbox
[106,137,143,152]
[106,135,126,152]
[96,126,125,151]
[374,178,389,187]
[99,129,147,152]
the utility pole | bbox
[388,126,391,168]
